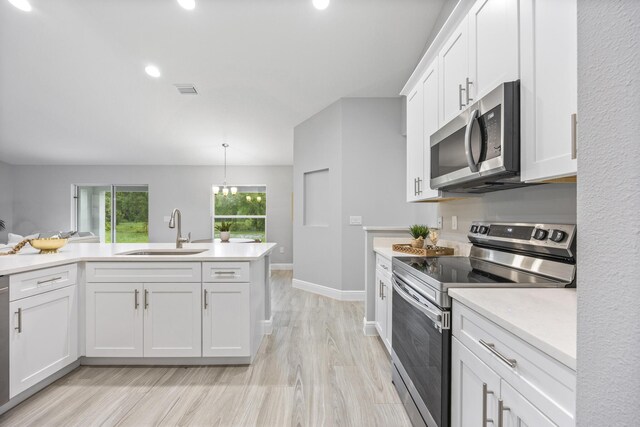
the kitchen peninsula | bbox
[0,242,275,414]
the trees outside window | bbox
[212,186,266,242]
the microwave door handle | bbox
[392,276,442,324]
[465,109,480,173]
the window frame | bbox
[72,184,149,243]
[211,184,268,241]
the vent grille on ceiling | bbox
[174,84,198,95]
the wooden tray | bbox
[392,244,454,257]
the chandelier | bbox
[213,143,237,196]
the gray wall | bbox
[576,1,640,424]
[10,165,293,264]
[0,161,13,243]
[436,184,577,242]
[294,97,438,292]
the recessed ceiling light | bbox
[312,0,329,10]
[177,0,195,10]
[144,65,161,78]
[8,0,32,12]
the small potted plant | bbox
[215,221,233,243]
[409,224,430,249]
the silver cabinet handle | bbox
[144,289,149,309]
[571,113,577,160]
[465,109,480,172]
[204,289,208,310]
[134,289,139,309]
[214,271,236,275]
[381,281,385,300]
[482,383,495,426]
[465,77,474,105]
[498,399,510,427]
[459,84,466,110]
[417,177,422,195]
[15,308,22,333]
[413,177,418,196]
[37,276,62,285]
[480,340,517,368]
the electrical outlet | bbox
[452,215,458,230]
[349,216,362,225]
[279,247,285,254]
[437,216,443,229]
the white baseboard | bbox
[363,317,378,336]
[270,263,293,271]
[262,316,273,335]
[292,278,365,301]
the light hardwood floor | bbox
[0,271,411,427]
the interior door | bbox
[468,0,520,100]
[10,286,78,397]
[439,18,469,125]
[451,337,501,427]
[143,283,202,357]
[86,282,143,357]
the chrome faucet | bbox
[168,208,191,248]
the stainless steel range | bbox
[390,222,576,427]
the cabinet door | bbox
[374,270,388,344]
[439,18,469,125]
[520,0,578,182]
[451,337,501,427]
[421,59,441,200]
[203,283,250,357]
[406,84,424,202]
[468,0,519,100]
[143,283,202,357]
[86,283,143,357]
[499,380,556,427]
[10,286,78,397]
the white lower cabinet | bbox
[202,283,250,357]
[86,283,143,357]
[374,261,392,352]
[86,282,201,358]
[10,285,78,398]
[451,301,576,427]
[143,283,201,357]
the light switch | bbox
[437,216,443,229]
[452,215,458,230]
[349,216,363,225]
[279,247,285,254]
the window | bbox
[74,185,149,243]
[212,185,266,242]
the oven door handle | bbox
[392,276,442,324]
[464,109,480,173]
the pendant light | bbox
[213,143,237,196]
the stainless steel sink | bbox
[117,249,208,256]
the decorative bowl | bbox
[29,238,68,254]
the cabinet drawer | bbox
[10,264,77,301]
[375,254,391,274]
[202,262,250,283]
[453,301,576,426]
[86,262,201,283]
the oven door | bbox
[391,274,450,427]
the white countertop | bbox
[373,246,410,259]
[0,242,276,276]
[448,288,577,370]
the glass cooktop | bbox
[394,256,564,289]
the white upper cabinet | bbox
[468,0,520,100]
[439,18,469,125]
[421,59,441,200]
[520,0,578,182]
[406,85,424,202]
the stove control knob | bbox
[549,230,566,243]
[533,228,548,240]
[470,225,478,233]
[478,226,489,235]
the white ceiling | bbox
[0,0,446,165]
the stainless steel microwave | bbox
[430,80,529,193]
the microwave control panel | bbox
[478,105,502,161]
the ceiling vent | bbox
[174,84,198,95]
